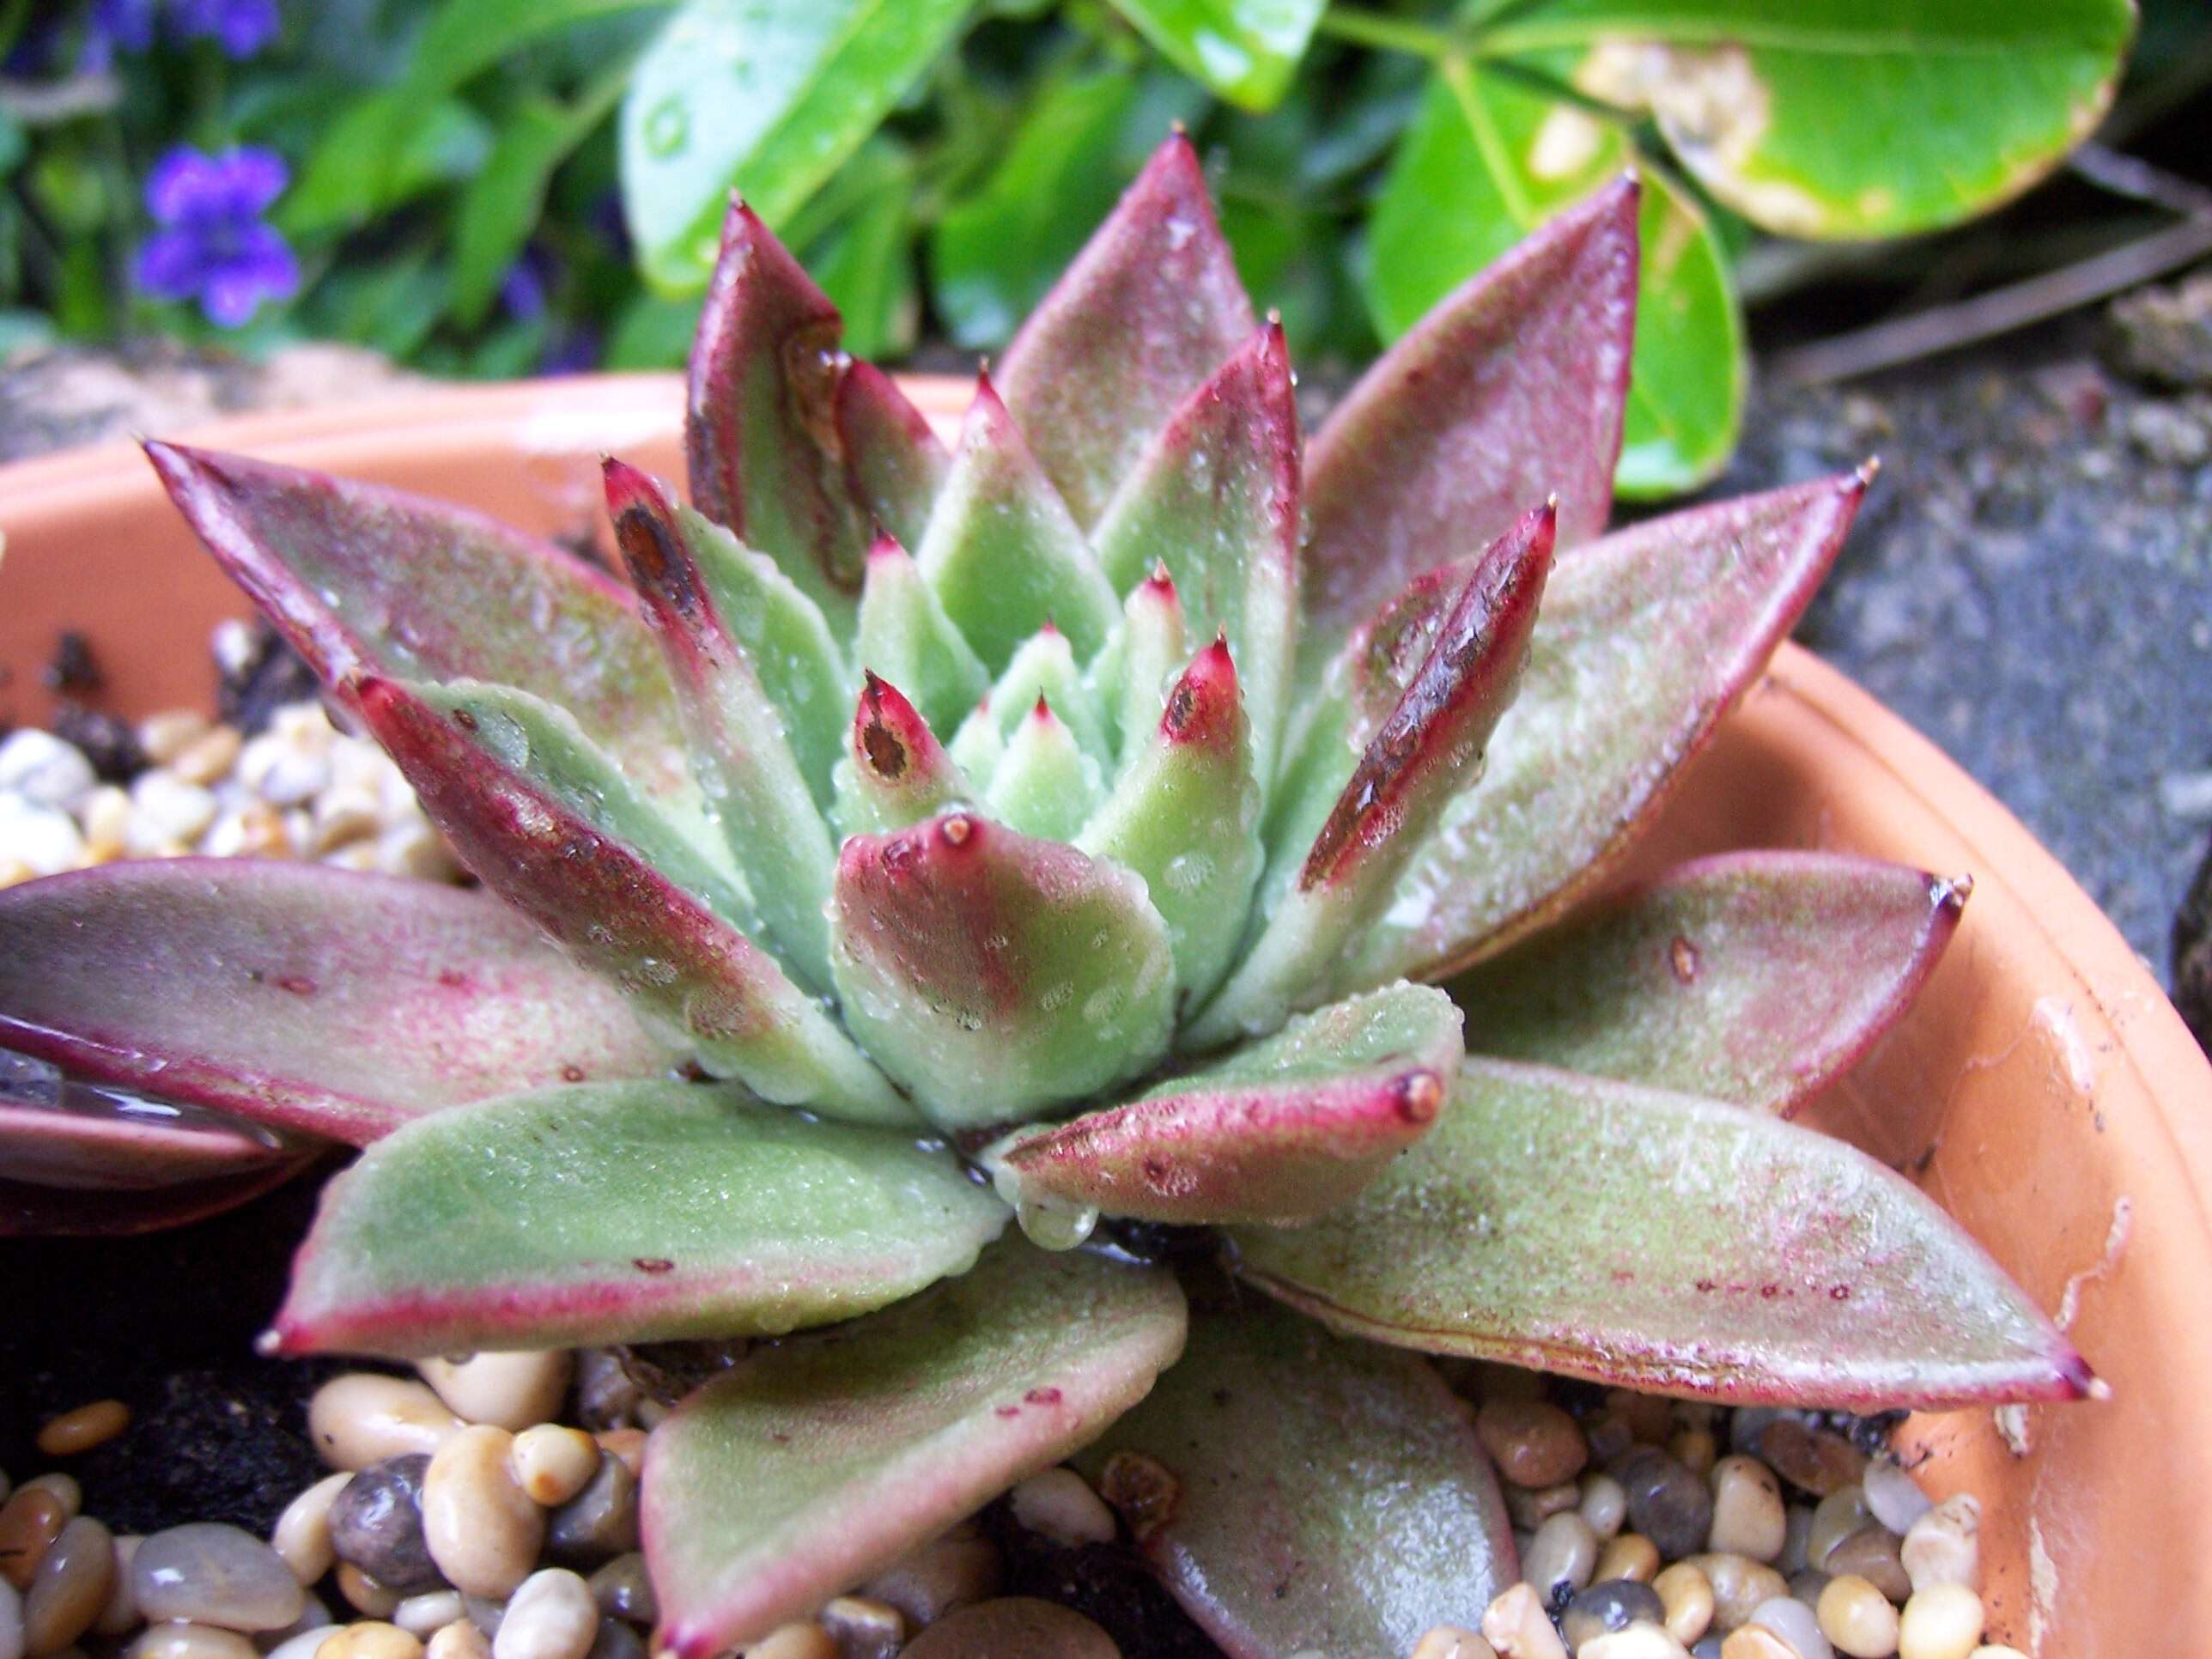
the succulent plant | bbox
[1,137,2095,1658]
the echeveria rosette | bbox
[0,134,2099,1658]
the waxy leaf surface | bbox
[1450,851,1965,1115]
[1103,0,1326,110]
[830,813,1176,1131]
[1346,471,1869,988]
[854,534,990,739]
[988,702,1103,842]
[1299,177,1634,661]
[837,361,950,550]
[1076,1307,1516,1659]
[273,1082,1004,1358]
[0,861,681,1146]
[997,981,1460,1225]
[997,134,1256,527]
[834,672,972,837]
[1232,1057,2094,1409]
[646,1242,1187,1657]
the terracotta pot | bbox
[3,376,2207,1656]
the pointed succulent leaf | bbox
[833,672,973,837]
[969,626,1111,763]
[1093,322,1300,770]
[830,812,1177,1131]
[1192,506,1555,1046]
[1076,1307,1515,1659]
[1451,851,1966,1115]
[608,461,840,992]
[1299,177,1636,662]
[686,199,879,629]
[836,358,951,550]
[1232,1057,2094,1408]
[359,678,911,1124]
[946,695,1006,784]
[998,133,1256,527]
[1348,471,1871,988]
[645,1242,1187,1658]
[1078,639,1262,1006]
[994,981,1461,1226]
[915,374,1121,673]
[3,1161,308,1237]
[0,861,683,1145]
[270,1082,1002,1357]
[1102,564,1188,769]
[987,700,1103,841]
[854,532,991,738]
[145,441,690,799]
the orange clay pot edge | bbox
[2,373,2207,1659]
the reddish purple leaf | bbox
[2,1161,309,1237]
[1450,850,1967,1115]
[1300,176,1637,660]
[0,860,683,1145]
[838,672,970,834]
[837,359,951,551]
[996,133,1257,527]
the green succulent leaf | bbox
[1103,0,1327,111]
[1346,470,1870,989]
[994,981,1461,1225]
[1098,566,1190,771]
[1495,0,2134,240]
[833,672,975,837]
[0,861,681,1147]
[1231,1056,2096,1408]
[1078,640,1262,1007]
[1093,321,1301,772]
[997,134,1257,528]
[854,533,992,739]
[270,1081,1003,1357]
[620,0,975,292]
[645,1241,1188,1658]
[1450,850,1966,1115]
[358,678,911,1124]
[1075,1307,1516,1657]
[915,375,1123,674]
[839,363,952,552]
[968,628,1113,766]
[988,702,1104,841]
[145,442,691,803]
[1300,177,1635,665]
[830,812,1177,1131]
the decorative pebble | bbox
[330,1457,441,1593]
[425,1622,490,1659]
[1008,1469,1115,1549]
[1776,1509,1813,1577]
[139,713,213,766]
[1578,1474,1627,1540]
[1606,1394,1675,1446]
[393,1595,466,1640]
[1785,1571,1827,1611]
[1579,1627,1690,1659]
[490,1571,596,1659]
[0,1581,20,1659]
[586,1434,643,1483]
[1652,1563,1714,1647]
[34,1405,129,1461]
[79,785,130,861]
[0,1488,70,1591]
[337,1566,402,1620]
[1562,1578,1666,1650]
[1685,1556,1788,1634]
[1966,1649,2027,1659]
[1705,1459,1785,1563]
[1479,1583,1567,1659]
[583,1618,640,1659]
[1755,1425,1864,1498]
[1897,1584,1982,1659]
[508,1431,599,1510]
[1899,1495,1979,1594]
[316,1622,424,1659]
[1583,1414,1636,1467]
[1616,1451,1713,1562]
[94,1536,140,1636]
[1822,1525,1909,1603]
[1804,1490,1871,1573]
[734,1625,836,1659]
[272,1475,350,1587]
[127,773,218,852]
[21,1516,111,1656]
[15,1481,76,1522]
[1477,1401,1588,1489]
[422,1430,541,1600]
[543,1457,636,1569]
[416,1356,571,1433]
[1815,1575,1900,1659]
[308,1378,465,1473]
[815,1597,902,1659]
[0,732,95,811]
[1862,1459,1933,1538]
[132,1524,305,1633]
[858,1536,1000,1630]
[1408,1626,1496,1659]
[1743,1597,1830,1659]
[1668,1430,1717,1480]
[237,733,331,809]
[126,1621,258,1659]
[0,798,87,881]
[1593,1534,1660,1585]
[581,1558,652,1629]
[1506,1483,1582,1532]
[264,1630,333,1659]
[1523,1513,1600,1602]
[261,1593,336,1651]
[901,1596,1123,1659]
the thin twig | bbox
[2068,143,2212,219]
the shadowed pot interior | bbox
[3,374,2207,1657]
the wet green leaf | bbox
[1103,0,1326,110]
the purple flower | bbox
[83,0,159,68]
[167,0,281,58]
[135,146,300,328]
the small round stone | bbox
[1652,1564,1714,1647]
[897,1599,1118,1659]
[126,1621,258,1659]
[1686,1557,1788,1635]
[1755,1425,1864,1499]
[1706,1459,1786,1563]
[1563,1579,1666,1650]
[318,1622,425,1659]
[93,1536,140,1636]
[34,1405,128,1462]
[1008,1469,1115,1549]
[1785,1571,1827,1611]
[583,1557,654,1628]
[14,1482,76,1523]
[331,1457,441,1593]
[1804,1489,1871,1574]
[544,1457,635,1570]
[1481,1583,1568,1659]
[1409,1626,1497,1659]
[21,1516,111,1656]
[1477,1401,1589,1489]
[1967,1649,2027,1659]
[1816,1575,1900,1659]
[1606,1393,1675,1446]
[1616,1451,1714,1562]
[1744,1597,1830,1659]
[1899,1495,1979,1594]
[509,1431,599,1510]
[1580,1627,1691,1659]
[817,1598,902,1659]
[583,1618,641,1659]
[426,1623,491,1659]
[1716,1630,1792,1659]
[262,1595,337,1653]
[1,1580,21,1659]
[1525,1513,1601,1604]
[734,1626,835,1659]
[0,1489,69,1591]
[265,1628,337,1659]
[857,1537,1000,1630]
[1861,1459,1932,1538]
[272,1475,351,1587]
[1776,1508,1814,1577]
[1593,1534,1660,1585]
[1578,1475,1628,1540]
[1583,1414,1636,1467]
[336,1566,402,1620]
[133,1523,307,1632]
[1897,1585,1982,1659]
[416,1356,571,1435]
[491,1571,597,1659]
[1823,1525,1909,1604]
[1692,1641,1723,1659]
[394,1595,466,1640]
[1669,1430,1717,1480]
[1508,1484,1583,1533]
[309,1377,464,1473]
[422,1429,541,1600]
[588,1433,644,1482]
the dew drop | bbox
[643,97,690,157]
[1014,1193,1099,1251]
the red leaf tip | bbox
[1030,692,1055,723]
[1160,638,1241,748]
[600,454,667,520]
[1853,456,1882,491]
[1931,872,1973,915]
[1396,1070,1445,1125]
[940,813,975,848]
[1142,560,1178,598]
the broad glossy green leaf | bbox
[271,1082,1003,1357]
[1491,0,2134,239]
[830,813,1177,1131]
[996,981,1460,1225]
[1344,471,1869,988]
[987,702,1103,841]
[453,80,623,327]
[1104,0,1326,110]
[832,673,975,838]
[0,862,682,1146]
[1233,1057,2095,1408]
[409,0,670,90]
[1076,1307,1515,1657]
[620,0,975,292]
[800,142,919,359]
[1366,60,1741,497]
[646,1242,1186,1657]
[1451,851,1966,1115]
[854,535,991,740]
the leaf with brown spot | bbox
[833,672,971,836]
